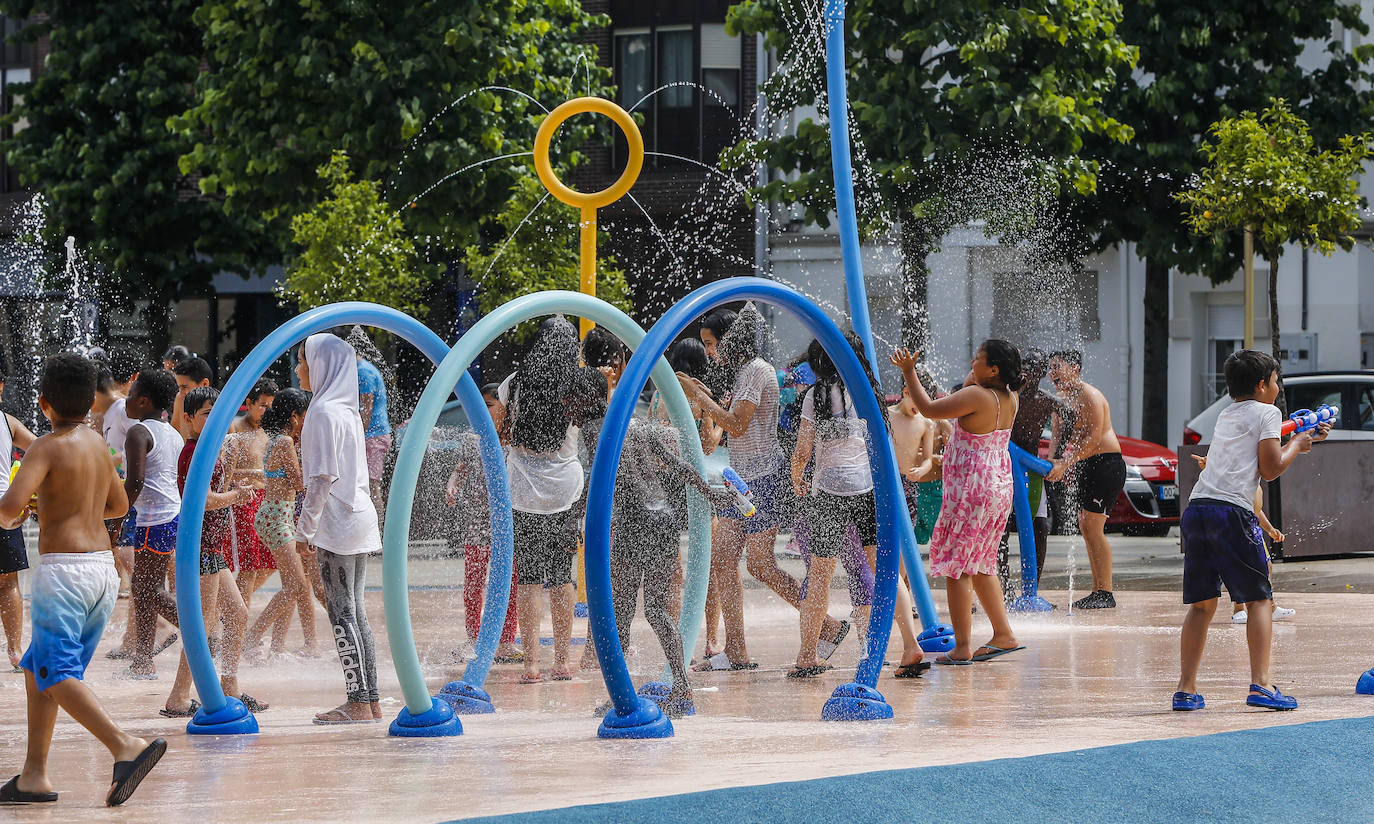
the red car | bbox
[1040,436,1180,537]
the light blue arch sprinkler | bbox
[175,302,508,736]
[824,0,1052,612]
[382,290,713,737]
[587,277,927,737]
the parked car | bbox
[1041,434,1180,538]
[1183,371,1374,445]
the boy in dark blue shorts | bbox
[0,353,165,806]
[1174,350,1329,712]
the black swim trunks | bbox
[0,526,27,575]
[1075,452,1126,515]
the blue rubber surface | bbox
[448,715,1374,824]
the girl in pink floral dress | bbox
[891,340,1024,665]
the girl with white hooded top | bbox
[295,334,383,724]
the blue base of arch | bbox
[389,698,463,737]
[1011,595,1055,613]
[917,623,956,654]
[1358,668,1374,695]
[597,696,674,739]
[186,695,258,736]
[438,680,497,715]
[821,682,894,722]
[636,681,695,716]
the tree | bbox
[0,0,251,355]
[725,0,1137,350]
[1176,100,1370,377]
[464,175,632,344]
[1080,1,1374,445]
[172,0,611,272]
[284,151,434,318]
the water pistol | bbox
[8,460,17,485]
[720,466,756,517]
[1280,404,1338,437]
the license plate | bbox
[1158,484,1178,501]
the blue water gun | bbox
[1281,404,1339,437]
[720,466,756,517]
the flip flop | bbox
[816,620,851,663]
[0,774,57,804]
[970,644,1025,662]
[785,664,830,679]
[239,694,270,713]
[692,652,758,671]
[934,654,973,666]
[158,699,201,719]
[518,672,544,684]
[893,661,932,679]
[106,737,166,807]
[551,670,576,681]
[311,709,378,725]
[105,648,133,661]
[152,633,179,657]
[493,653,524,664]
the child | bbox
[163,387,267,717]
[226,378,278,612]
[891,340,1024,665]
[171,356,213,440]
[0,353,165,806]
[1173,350,1327,712]
[296,334,383,724]
[244,389,318,658]
[792,334,925,678]
[0,383,37,671]
[124,369,185,678]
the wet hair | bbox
[805,332,886,428]
[581,326,626,369]
[668,337,710,381]
[980,339,1024,390]
[566,366,609,424]
[912,367,940,399]
[131,369,179,413]
[481,382,501,400]
[95,364,116,394]
[261,388,310,435]
[40,352,96,419]
[1050,349,1082,369]
[162,345,191,367]
[1021,348,1048,385]
[183,386,219,419]
[174,356,214,386]
[700,309,737,341]
[716,302,765,372]
[1224,350,1279,399]
[508,315,581,453]
[248,378,279,402]
[109,349,142,384]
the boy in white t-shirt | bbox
[1173,350,1329,712]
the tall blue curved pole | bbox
[1010,443,1054,611]
[176,302,505,737]
[588,277,934,734]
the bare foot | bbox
[313,702,375,723]
[13,771,55,796]
[8,647,20,670]
[370,701,382,720]
[579,648,600,671]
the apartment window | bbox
[1205,304,1244,403]
[989,269,1100,348]
[612,22,740,166]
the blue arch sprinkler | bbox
[824,0,1050,613]
[175,303,506,737]
[381,291,711,737]
[586,277,942,732]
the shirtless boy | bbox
[0,353,166,806]
[1045,350,1125,609]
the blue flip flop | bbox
[970,644,1025,662]
[1246,684,1297,710]
[1172,691,1205,711]
[934,654,973,666]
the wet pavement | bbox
[2,537,1372,821]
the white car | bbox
[1183,372,1374,445]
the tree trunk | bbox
[143,292,173,366]
[898,220,934,352]
[1141,256,1170,446]
[1267,246,1287,418]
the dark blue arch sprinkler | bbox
[585,277,940,737]
[176,302,508,737]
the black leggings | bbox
[319,550,378,703]
[611,509,686,689]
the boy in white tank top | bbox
[122,370,184,678]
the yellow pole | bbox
[1243,226,1254,349]
[580,206,597,338]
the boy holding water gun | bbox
[1173,350,1330,712]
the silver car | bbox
[1183,372,1374,445]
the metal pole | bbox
[1244,226,1254,349]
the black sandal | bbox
[893,661,932,679]
[158,699,200,719]
[0,775,57,804]
[106,738,166,807]
[239,693,270,713]
[785,664,831,679]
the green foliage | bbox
[172,0,611,269]
[283,151,434,318]
[464,176,632,344]
[1177,99,1370,258]
[0,0,251,351]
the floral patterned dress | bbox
[927,390,1014,579]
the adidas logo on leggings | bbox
[334,625,361,690]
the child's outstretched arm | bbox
[0,440,49,528]
[889,348,981,421]
[1258,421,1331,481]
[641,428,735,510]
